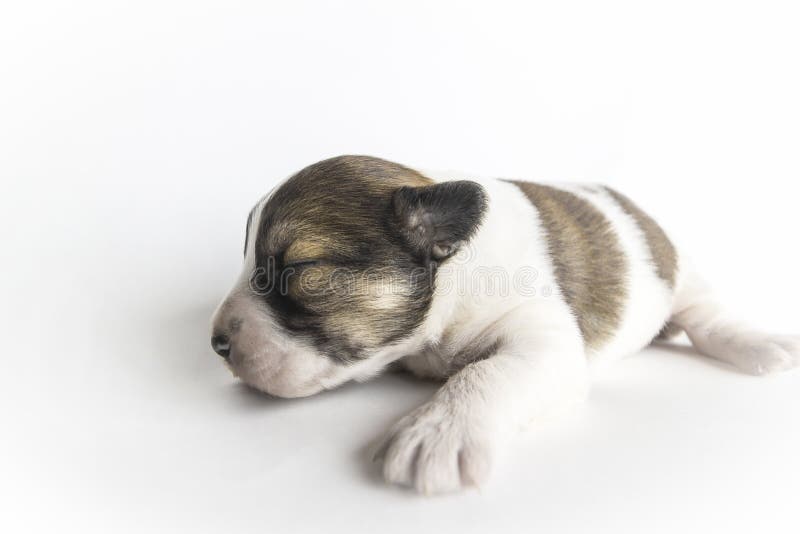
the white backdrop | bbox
[2,1,799,533]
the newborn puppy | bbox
[212,155,799,494]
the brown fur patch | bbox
[508,181,628,350]
[283,240,328,264]
[603,187,678,288]
[254,155,437,362]
[259,156,432,264]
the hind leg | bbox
[669,270,800,375]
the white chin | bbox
[235,368,324,399]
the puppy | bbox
[212,155,799,494]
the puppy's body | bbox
[212,155,800,494]
[399,173,677,378]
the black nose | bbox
[211,334,231,359]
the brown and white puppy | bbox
[212,155,800,494]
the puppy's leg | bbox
[376,308,588,494]
[670,271,800,375]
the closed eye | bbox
[284,259,321,270]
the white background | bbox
[2,1,799,533]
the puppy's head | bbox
[211,156,486,397]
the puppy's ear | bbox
[391,181,487,262]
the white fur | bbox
[670,269,800,375]
[213,169,800,494]
[376,177,589,492]
[372,172,798,494]
[553,184,676,366]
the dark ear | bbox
[391,181,488,262]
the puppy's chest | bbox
[400,336,500,379]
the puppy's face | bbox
[211,156,486,397]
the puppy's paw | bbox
[373,402,493,495]
[726,333,800,375]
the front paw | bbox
[373,401,493,494]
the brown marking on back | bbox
[603,187,678,288]
[507,181,628,350]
